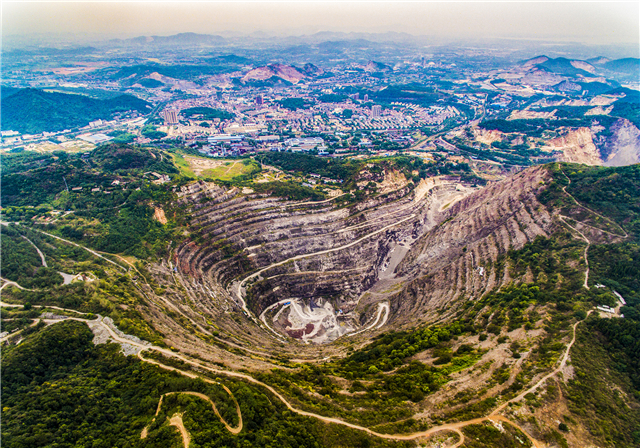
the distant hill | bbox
[91,144,178,173]
[180,107,235,121]
[300,63,324,77]
[1,88,150,134]
[364,60,392,72]
[587,56,611,65]
[521,56,597,77]
[603,58,640,75]
[1,86,21,99]
[577,80,620,95]
[112,64,237,82]
[521,55,550,68]
[113,32,225,47]
[136,78,164,88]
[538,57,597,77]
[242,64,306,84]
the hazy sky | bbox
[3,2,639,44]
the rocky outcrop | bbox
[169,164,613,343]
[544,128,602,165]
[242,64,306,84]
[175,181,427,319]
[392,166,555,323]
[599,119,640,166]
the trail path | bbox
[141,389,242,444]
[26,227,128,272]
[492,310,592,416]
[22,236,47,267]
[0,279,36,292]
[0,301,90,315]
[347,302,389,337]
[560,172,628,239]
[559,216,591,289]
[169,414,190,448]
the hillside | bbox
[241,63,307,84]
[113,63,238,83]
[603,57,640,75]
[2,157,640,447]
[1,88,150,134]
[538,57,597,77]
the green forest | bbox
[181,107,235,121]
[2,144,183,259]
[1,88,150,134]
[1,321,410,448]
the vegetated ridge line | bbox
[140,390,242,440]
[560,171,628,239]
[492,310,592,416]
[559,215,591,289]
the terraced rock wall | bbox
[393,166,556,323]
[175,181,426,317]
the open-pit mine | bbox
[138,165,558,359]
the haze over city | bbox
[3,1,639,45]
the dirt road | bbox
[347,302,389,337]
[141,389,242,444]
[26,227,128,272]
[7,304,589,447]
[492,310,591,416]
[22,236,47,267]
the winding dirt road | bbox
[558,215,591,290]
[141,389,242,445]
[347,302,389,337]
[22,236,47,267]
[26,227,128,272]
[2,298,594,447]
[492,310,592,416]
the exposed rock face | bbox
[521,56,549,69]
[172,175,480,342]
[154,207,167,224]
[242,64,306,84]
[364,61,391,72]
[392,166,555,324]
[508,109,556,120]
[570,60,597,73]
[170,167,564,342]
[544,128,602,165]
[169,161,628,345]
[585,106,613,116]
[175,180,424,312]
[474,128,504,145]
[301,63,324,77]
[599,119,640,166]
